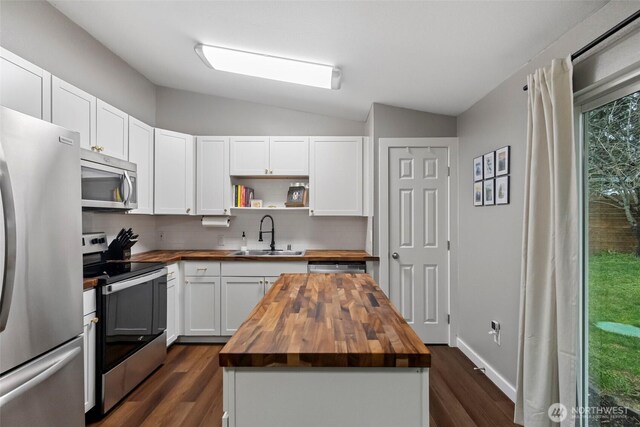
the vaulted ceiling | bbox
[50,1,606,121]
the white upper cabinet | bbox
[230,136,309,176]
[128,117,154,214]
[229,136,269,175]
[96,99,129,160]
[51,76,96,151]
[196,136,230,216]
[154,128,195,215]
[269,136,309,176]
[310,136,363,216]
[0,48,51,121]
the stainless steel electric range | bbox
[83,233,167,415]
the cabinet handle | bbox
[91,317,99,324]
[186,208,191,213]
[265,168,269,174]
[269,169,273,174]
[310,209,314,215]
[224,209,227,214]
[197,267,208,271]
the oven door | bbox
[80,160,137,210]
[98,269,167,373]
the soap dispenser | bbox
[241,231,247,251]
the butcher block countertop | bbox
[130,249,379,263]
[219,273,430,368]
[83,278,98,290]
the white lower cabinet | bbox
[82,289,97,413]
[221,277,265,335]
[166,277,177,345]
[184,276,221,336]
[264,276,279,293]
[220,262,307,337]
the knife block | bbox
[106,241,132,261]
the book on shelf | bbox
[233,184,255,207]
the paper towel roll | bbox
[201,216,231,228]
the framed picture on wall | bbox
[474,181,483,206]
[483,179,495,205]
[483,151,495,179]
[495,176,510,205]
[473,156,483,182]
[496,146,510,176]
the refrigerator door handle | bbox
[0,346,81,408]
[0,141,17,333]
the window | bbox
[580,79,640,426]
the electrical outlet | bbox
[159,232,165,241]
[218,235,225,246]
[489,320,501,346]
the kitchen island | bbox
[219,273,430,427]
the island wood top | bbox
[219,273,431,368]
[130,249,378,263]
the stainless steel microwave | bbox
[80,149,137,210]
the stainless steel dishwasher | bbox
[307,261,367,274]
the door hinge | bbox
[447,241,450,251]
[447,314,450,324]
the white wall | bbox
[0,0,156,125]
[156,86,364,136]
[455,2,640,391]
[82,213,158,255]
[155,214,367,251]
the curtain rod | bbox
[522,9,640,91]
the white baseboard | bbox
[456,337,516,402]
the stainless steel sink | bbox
[230,249,306,257]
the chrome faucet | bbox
[258,215,276,251]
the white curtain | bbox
[515,57,579,427]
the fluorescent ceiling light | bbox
[195,44,341,90]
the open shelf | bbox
[230,207,309,212]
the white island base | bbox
[222,367,429,427]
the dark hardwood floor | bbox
[88,344,517,427]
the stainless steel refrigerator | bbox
[0,106,84,426]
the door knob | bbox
[392,252,399,259]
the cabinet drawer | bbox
[221,261,307,277]
[183,261,221,277]
[166,263,179,281]
[83,289,96,316]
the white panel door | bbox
[96,99,129,159]
[310,137,362,216]
[196,136,230,215]
[154,128,195,214]
[389,146,449,343]
[82,312,96,413]
[221,277,265,335]
[128,117,154,214]
[0,47,51,121]
[51,76,96,150]
[166,278,177,346]
[230,136,269,176]
[269,136,309,176]
[184,277,220,336]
